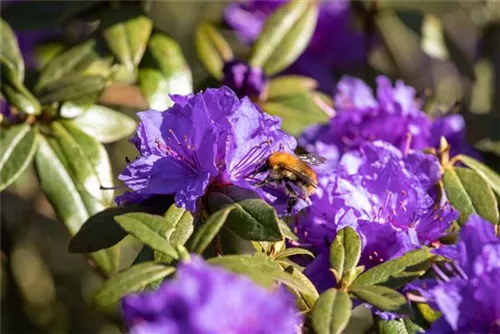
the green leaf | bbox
[443,166,499,225]
[38,74,108,104]
[114,213,178,258]
[208,253,316,297]
[1,19,24,82]
[207,186,282,241]
[188,206,235,254]
[274,247,314,260]
[353,249,432,287]
[35,136,117,274]
[67,104,136,143]
[278,219,298,241]
[377,317,424,334]
[456,155,500,198]
[282,264,319,310]
[0,124,38,191]
[52,122,113,205]
[350,285,407,313]
[0,77,41,115]
[262,92,329,136]
[195,21,233,80]
[93,262,174,308]
[139,32,192,110]
[329,227,361,282]
[312,288,352,334]
[267,75,317,99]
[163,204,194,246]
[101,7,153,72]
[249,1,318,75]
[34,42,65,70]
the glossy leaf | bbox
[139,32,192,110]
[115,213,178,258]
[67,104,136,143]
[312,289,352,334]
[353,248,432,287]
[457,154,500,198]
[267,75,317,99]
[93,262,174,308]
[1,19,24,82]
[249,1,318,75]
[35,136,117,274]
[101,7,153,72]
[350,285,407,313]
[207,186,282,241]
[188,206,235,254]
[163,204,194,246]
[262,92,329,136]
[208,253,316,297]
[196,21,233,80]
[377,317,424,334]
[0,124,38,191]
[443,166,499,225]
[330,227,362,282]
[274,247,314,260]
[0,77,41,115]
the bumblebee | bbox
[251,152,327,214]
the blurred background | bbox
[1,1,499,333]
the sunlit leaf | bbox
[1,18,24,82]
[456,154,500,197]
[350,285,407,313]
[196,21,233,80]
[267,75,317,99]
[312,288,352,334]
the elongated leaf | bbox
[115,213,177,258]
[377,316,424,334]
[163,204,194,245]
[51,122,111,205]
[1,19,24,82]
[34,42,65,69]
[249,1,318,75]
[196,21,233,80]
[0,124,38,191]
[93,262,174,308]
[38,75,108,104]
[457,155,500,197]
[275,247,314,260]
[329,230,345,281]
[267,75,317,99]
[101,7,152,72]
[207,186,282,241]
[139,32,192,110]
[262,92,329,136]
[35,136,117,274]
[0,76,41,115]
[208,253,316,297]
[67,104,136,143]
[188,206,235,254]
[353,249,432,287]
[330,227,362,281]
[350,285,407,313]
[279,219,298,241]
[443,166,499,225]
[312,289,352,334]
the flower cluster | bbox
[412,215,500,333]
[299,75,478,169]
[224,0,368,92]
[117,86,296,212]
[122,256,300,334]
[294,141,458,292]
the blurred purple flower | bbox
[299,76,478,168]
[117,86,296,212]
[294,141,458,292]
[121,256,300,334]
[224,0,368,92]
[222,59,268,100]
[412,215,500,334]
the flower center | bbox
[155,129,202,174]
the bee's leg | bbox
[284,182,298,216]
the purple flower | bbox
[293,141,458,292]
[222,59,268,100]
[413,215,500,334]
[117,87,296,212]
[224,0,368,92]
[121,256,300,334]
[299,76,477,168]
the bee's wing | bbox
[298,153,327,166]
[281,165,318,189]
